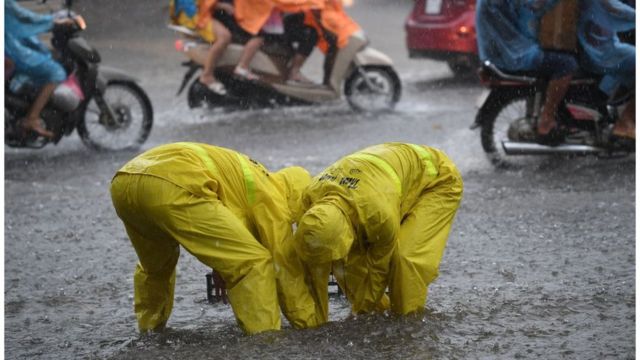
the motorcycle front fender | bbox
[353,47,394,67]
[95,65,139,92]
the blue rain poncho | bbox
[5,0,66,85]
[476,0,560,72]
[577,0,635,95]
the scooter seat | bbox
[260,38,294,60]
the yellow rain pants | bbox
[110,142,321,334]
[295,143,463,319]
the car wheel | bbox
[447,58,479,79]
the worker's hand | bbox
[212,270,228,304]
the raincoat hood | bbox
[273,166,311,222]
[295,202,354,263]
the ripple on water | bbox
[107,305,467,360]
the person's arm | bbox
[5,1,55,36]
[253,208,327,328]
[275,225,328,328]
[350,213,398,313]
[302,261,331,323]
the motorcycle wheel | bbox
[344,65,401,112]
[77,81,153,151]
[478,88,538,168]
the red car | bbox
[405,0,478,77]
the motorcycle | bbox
[5,0,153,150]
[169,24,401,112]
[471,60,635,168]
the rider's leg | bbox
[288,54,312,83]
[536,52,578,136]
[538,75,572,135]
[322,32,338,86]
[613,97,635,139]
[199,20,231,87]
[235,36,263,80]
[19,57,67,139]
[607,52,636,139]
[22,83,56,139]
[284,13,317,83]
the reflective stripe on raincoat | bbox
[577,0,635,95]
[110,142,321,334]
[295,143,463,319]
[476,0,560,72]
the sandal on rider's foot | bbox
[536,126,565,146]
[200,80,227,96]
[18,118,54,139]
[234,66,260,81]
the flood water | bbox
[4,0,636,359]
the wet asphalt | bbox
[4,1,636,359]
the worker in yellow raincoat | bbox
[110,142,322,334]
[294,143,463,321]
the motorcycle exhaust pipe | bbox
[502,141,605,155]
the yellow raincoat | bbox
[294,143,463,320]
[110,142,322,334]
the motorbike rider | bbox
[4,0,76,140]
[232,0,323,82]
[232,2,280,80]
[577,0,636,140]
[110,142,324,334]
[476,0,579,145]
[282,11,319,84]
[170,0,233,95]
[303,0,361,86]
[293,143,463,321]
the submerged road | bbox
[4,1,635,359]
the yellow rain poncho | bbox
[295,143,463,319]
[110,142,322,334]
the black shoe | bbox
[610,133,635,150]
[536,127,565,146]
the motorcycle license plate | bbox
[475,89,490,108]
[425,0,443,14]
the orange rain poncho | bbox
[110,142,322,334]
[294,143,463,320]
[234,0,325,35]
[303,0,361,53]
